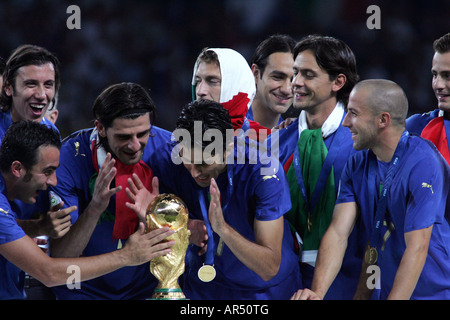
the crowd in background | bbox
[0,0,448,137]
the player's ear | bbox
[95,120,106,137]
[378,112,391,128]
[11,160,25,178]
[332,73,347,93]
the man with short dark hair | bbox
[0,121,174,300]
[0,44,59,138]
[274,34,361,299]
[406,33,450,164]
[0,46,64,298]
[248,34,296,129]
[131,99,301,299]
[49,82,173,299]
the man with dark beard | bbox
[49,82,173,299]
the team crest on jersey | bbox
[74,142,86,157]
[262,174,279,181]
[422,182,434,194]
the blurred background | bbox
[0,0,448,138]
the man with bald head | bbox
[292,79,450,300]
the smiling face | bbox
[342,88,379,151]
[432,51,450,112]
[292,50,338,112]
[253,51,294,115]
[16,145,59,204]
[5,63,56,123]
[97,114,151,165]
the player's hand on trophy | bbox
[122,222,175,266]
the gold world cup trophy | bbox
[145,194,190,300]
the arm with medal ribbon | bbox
[293,132,410,300]
[197,188,217,282]
[195,164,236,283]
[198,164,285,284]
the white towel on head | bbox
[192,48,255,111]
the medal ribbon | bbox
[198,190,215,266]
[198,164,234,267]
[292,119,346,221]
[368,131,409,252]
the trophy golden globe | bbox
[145,194,190,300]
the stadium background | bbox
[0,0,448,138]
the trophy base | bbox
[151,288,187,300]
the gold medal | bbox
[198,264,216,282]
[364,246,378,265]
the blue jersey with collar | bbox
[274,116,356,189]
[246,106,283,127]
[405,109,441,135]
[269,114,363,300]
[50,125,171,300]
[0,111,59,300]
[150,137,301,300]
[0,110,59,141]
[338,132,450,299]
[0,174,27,300]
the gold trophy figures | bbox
[145,194,190,300]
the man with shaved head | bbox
[292,79,450,300]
